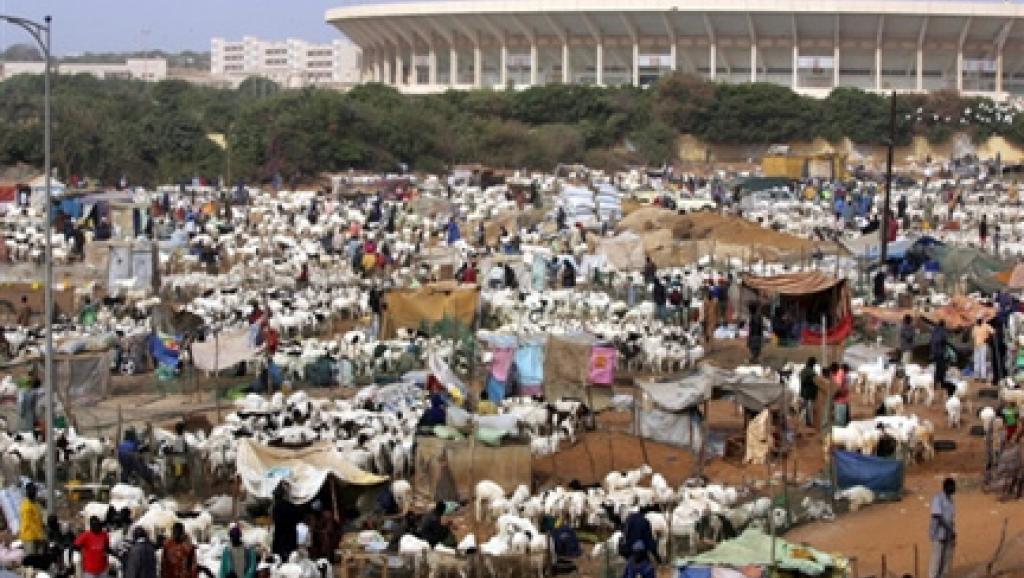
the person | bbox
[19,483,44,556]
[16,374,42,433]
[931,320,949,392]
[971,318,994,380]
[800,358,818,428]
[747,304,763,363]
[296,263,309,289]
[417,501,452,547]
[620,506,661,563]
[219,525,257,578]
[79,297,98,326]
[418,392,447,427]
[651,278,667,321]
[622,541,656,578]
[643,257,657,285]
[16,296,32,327]
[873,269,886,305]
[1003,403,1019,441]
[995,223,1002,255]
[166,422,190,493]
[477,390,497,415]
[928,478,956,578]
[160,523,196,578]
[561,260,576,288]
[897,194,908,220]
[461,261,477,285]
[899,315,916,365]
[310,508,341,562]
[123,527,157,578]
[833,363,851,427]
[117,429,156,487]
[980,214,989,246]
[74,516,110,578]
[271,484,303,560]
[502,263,518,290]
[703,292,718,348]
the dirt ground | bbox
[787,487,1024,578]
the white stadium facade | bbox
[326,0,1024,98]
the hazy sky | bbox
[0,0,361,55]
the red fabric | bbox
[74,531,109,574]
[265,327,280,355]
[801,313,853,345]
[462,268,477,284]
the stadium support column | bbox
[473,35,482,88]
[956,18,971,94]
[832,15,840,88]
[428,43,437,87]
[791,44,798,89]
[833,45,839,88]
[874,46,881,90]
[709,43,716,79]
[632,41,640,87]
[790,15,798,89]
[916,17,928,91]
[449,45,458,86]
[500,41,508,87]
[596,41,604,86]
[875,15,884,91]
[996,45,1004,94]
[750,43,757,82]
[395,43,404,86]
[530,40,538,85]
[747,13,757,82]
[562,39,570,84]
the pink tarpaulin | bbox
[589,346,617,385]
[490,347,516,381]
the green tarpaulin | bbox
[678,528,841,576]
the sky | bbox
[0,0,362,55]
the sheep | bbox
[945,395,962,429]
[392,480,412,513]
[835,486,875,512]
[475,480,506,522]
[980,407,997,432]
[604,464,653,492]
[883,395,905,416]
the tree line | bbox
[0,71,1021,185]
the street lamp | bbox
[0,13,54,515]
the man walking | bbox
[972,318,993,380]
[929,478,956,578]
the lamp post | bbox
[1,13,54,515]
[880,90,895,267]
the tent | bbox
[833,450,904,497]
[924,244,1011,293]
[679,528,843,576]
[413,436,531,502]
[742,271,852,345]
[637,366,785,451]
[190,329,258,373]
[543,333,614,410]
[596,232,646,271]
[235,439,386,503]
[381,283,479,338]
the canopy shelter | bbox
[923,244,1011,294]
[742,272,852,345]
[636,366,785,452]
[235,439,386,504]
[381,282,479,339]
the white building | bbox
[326,0,1024,99]
[210,36,361,88]
[0,58,167,82]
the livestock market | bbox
[4,152,1024,578]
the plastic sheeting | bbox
[235,439,386,504]
[191,329,258,372]
[833,450,904,495]
[679,528,837,575]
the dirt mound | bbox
[673,212,815,253]
[616,207,683,234]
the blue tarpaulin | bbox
[833,450,904,495]
[147,333,180,368]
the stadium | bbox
[326,0,1024,98]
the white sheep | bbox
[945,395,962,428]
[836,485,875,512]
[474,480,506,522]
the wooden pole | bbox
[914,543,919,578]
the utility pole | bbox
[1,12,54,514]
[880,90,896,266]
